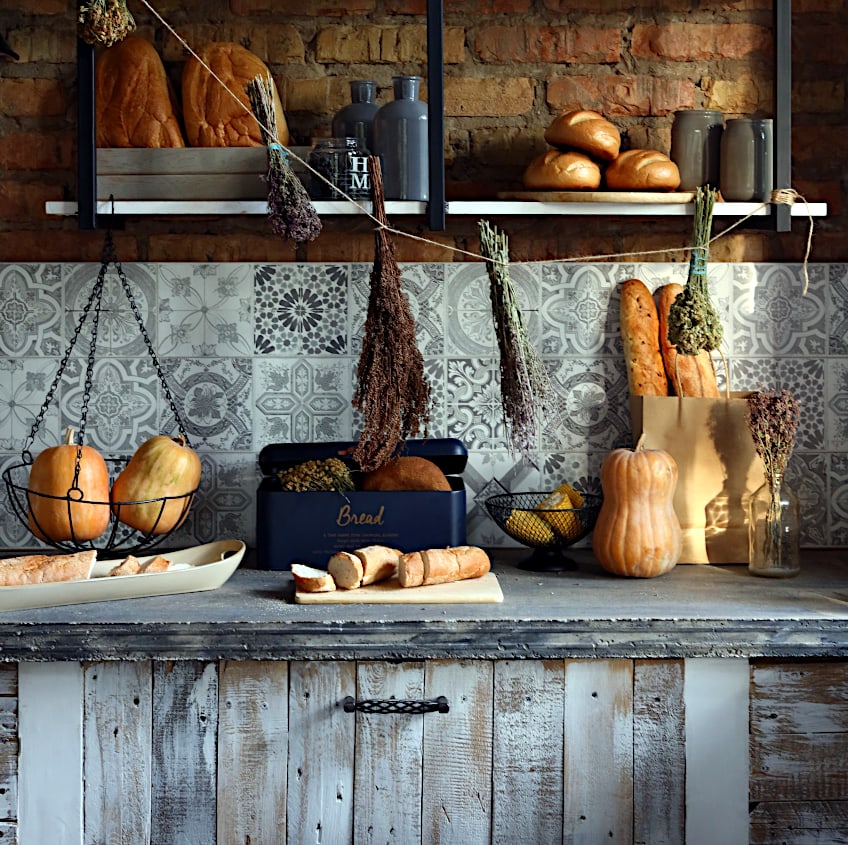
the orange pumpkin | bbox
[27,427,111,542]
[111,434,201,535]
[592,434,683,578]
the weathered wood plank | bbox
[563,658,633,845]
[0,665,17,697]
[423,660,493,844]
[491,659,563,843]
[684,658,749,845]
[18,662,83,845]
[0,737,18,822]
[217,660,288,845]
[0,822,16,842]
[151,662,218,845]
[287,660,356,845]
[354,661,425,843]
[750,800,848,844]
[633,659,685,845]
[83,662,152,845]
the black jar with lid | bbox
[308,137,371,201]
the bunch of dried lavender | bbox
[745,388,800,486]
[479,219,554,461]
[667,186,724,356]
[246,75,321,244]
[78,0,135,46]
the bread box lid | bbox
[258,438,468,477]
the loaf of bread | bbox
[605,149,681,191]
[522,149,602,191]
[181,42,289,147]
[398,546,490,588]
[656,283,720,397]
[291,563,336,593]
[544,109,621,161]
[619,278,669,397]
[0,549,96,587]
[360,456,451,492]
[95,36,185,148]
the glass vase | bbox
[747,474,800,577]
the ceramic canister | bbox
[719,117,774,202]
[670,109,724,191]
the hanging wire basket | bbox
[2,224,199,555]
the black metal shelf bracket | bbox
[426,0,446,231]
[77,39,97,230]
[773,0,792,233]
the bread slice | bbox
[398,551,424,587]
[353,545,401,586]
[140,555,171,573]
[327,551,364,589]
[109,555,142,576]
[0,549,96,586]
[292,563,336,593]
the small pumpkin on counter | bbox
[27,427,111,542]
[592,434,682,578]
[111,434,201,535]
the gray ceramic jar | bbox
[373,75,429,201]
[331,80,379,153]
[719,117,773,202]
[670,109,724,191]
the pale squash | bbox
[592,434,683,577]
[27,427,111,542]
[111,434,201,535]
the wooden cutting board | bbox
[295,572,503,604]
[496,190,696,203]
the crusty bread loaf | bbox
[398,551,425,587]
[181,42,288,147]
[327,551,363,589]
[656,283,720,397]
[605,149,681,191]
[0,549,96,587]
[448,546,491,581]
[360,456,451,492]
[544,109,621,161]
[354,545,401,586]
[620,278,669,397]
[522,149,602,191]
[292,563,336,593]
[95,36,185,148]
[398,546,491,588]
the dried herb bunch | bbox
[246,75,321,244]
[352,158,431,472]
[745,388,801,485]
[479,219,554,460]
[78,0,135,47]
[667,186,724,356]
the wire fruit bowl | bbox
[486,490,602,571]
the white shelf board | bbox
[45,200,426,216]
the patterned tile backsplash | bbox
[0,260,842,551]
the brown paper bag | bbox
[629,393,766,564]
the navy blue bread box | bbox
[256,438,468,571]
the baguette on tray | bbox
[328,545,401,589]
[398,546,491,588]
[619,278,669,397]
[0,549,96,587]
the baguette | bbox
[398,551,424,587]
[656,283,720,397]
[353,545,401,586]
[327,551,364,589]
[291,563,336,593]
[619,278,669,396]
[0,549,96,586]
[399,546,491,588]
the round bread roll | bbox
[605,149,681,191]
[544,109,621,161]
[522,149,602,191]
[360,456,451,492]
[182,42,289,147]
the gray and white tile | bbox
[0,358,62,452]
[0,263,63,357]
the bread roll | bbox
[360,456,451,492]
[544,109,621,161]
[656,283,720,397]
[522,149,602,191]
[0,549,96,587]
[327,551,363,589]
[605,149,681,191]
[182,42,289,147]
[354,545,401,586]
[291,563,336,593]
[619,278,669,397]
[398,551,424,587]
[95,36,185,148]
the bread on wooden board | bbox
[544,109,621,161]
[656,283,720,397]
[619,278,669,397]
[360,456,451,492]
[522,149,602,191]
[398,546,491,588]
[291,563,336,593]
[0,549,96,587]
[327,551,363,589]
[398,551,425,588]
[95,36,185,148]
[605,149,680,191]
[354,545,401,586]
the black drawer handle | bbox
[342,695,449,715]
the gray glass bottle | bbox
[373,75,428,201]
[331,80,379,153]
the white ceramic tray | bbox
[0,539,245,612]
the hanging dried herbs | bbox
[78,0,135,47]
[246,75,321,244]
[352,158,431,472]
[479,219,553,460]
[666,186,724,356]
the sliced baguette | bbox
[109,555,141,576]
[354,545,401,586]
[140,554,172,573]
[0,549,96,586]
[398,551,424,587]
[292,563,337,593]
[327,551,364,589]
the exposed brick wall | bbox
[0,0,844,262]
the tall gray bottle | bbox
[331,80,379,153]
[373,75,428,201]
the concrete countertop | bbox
[0,549,846,662]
